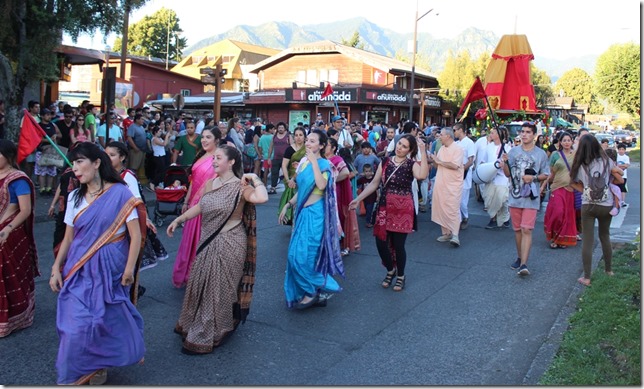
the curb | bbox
[522,237,626,384]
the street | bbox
[1,164,640,385]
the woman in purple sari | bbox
[49,143,145,385]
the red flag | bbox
[17,109,46,163]
[457,77,487,119]
[320,82,334,99]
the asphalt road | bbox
[1,164,640,385]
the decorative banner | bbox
[483,35,537,113]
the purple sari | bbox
[56,184,145,385]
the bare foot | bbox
[577,277,591,286]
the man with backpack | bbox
[501,122,549,276]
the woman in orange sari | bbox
[172,127,220,288]
[0,139,38,338]
[49,143,145,384]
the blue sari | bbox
[284,157,345,307]
[56,184,145,384]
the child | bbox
[604,148,622,216]
[165,179,187,190]
[357,164,378,228]
[616,143,630,207]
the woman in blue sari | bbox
[49,143,145,385]
[279,130,344,309]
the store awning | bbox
[556,117,573,127]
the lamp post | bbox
[408,4,436,122]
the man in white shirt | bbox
[454,123,476,230]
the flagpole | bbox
[23,109,72,168]
[483,95,500,129]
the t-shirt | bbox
[9,178,31,203]
[258,134,273,159]
[616,154,629,179]
[337,129,354,149]
[173,134,202,165]
[456,136,476,189]
[122,170,142,199]
[37,122,57,152]
[354,153,381,174]
[97,124,123,143]
[64,188,138,234]
[85,113,96,136]
[507,146,549,210]
[55,120,74,148]
[574,158,615,207]
[127,123,147,150]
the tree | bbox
[113,8,187,62]
[340,31,365,50]
[594,43,640,117]
[531,64,554,110]
[438,50,489,106]
[555,68,593,104]
[0,0,147,141]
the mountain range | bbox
[184,17,597,81]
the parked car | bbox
[613,130,634,146]
[593,133,615,148]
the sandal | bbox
[549,242,566,249]
[381,270,396,288]
[393,276,405,292]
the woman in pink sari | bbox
[325,138,360,256]
[172,127,220,288]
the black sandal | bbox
[381,270,396,288]
[393,276,405,292]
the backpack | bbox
[582,159,609,203]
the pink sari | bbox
[172,155,216,288]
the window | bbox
[222,55,234,63]
[328,70,339,85]
[181,89,191,97]
[307,69,317,85]
[319,69,328,84]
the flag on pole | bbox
[456,76,487,119]
[458,103,472,123]
[320,82,334,99]
[17,109,46,163]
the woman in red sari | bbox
[325,138,360,256]
[544,132,578,248]
[0,139,38,337]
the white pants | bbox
[460,187,470,219]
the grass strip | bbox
[627,146,640,163]
[539,242,641,385]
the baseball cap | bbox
[331,115,343,122]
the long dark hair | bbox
[0,139,18,168]
[328,138,339,155]
[69,142,125,207]
[399,134,419,159]
[338,147,355,171]
[218,144,243,178]
[106,141,129,167]
[569,134,607,182]
[189,126,221,175]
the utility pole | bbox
[120,0,129,80]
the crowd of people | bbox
[0,100,633,383]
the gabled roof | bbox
[248,40,437,80]
[171,39,280,80]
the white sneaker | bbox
[436,234,452,242]
[449,235,460,247]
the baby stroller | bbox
[153,165,190,227]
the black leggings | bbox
[375,232,408,277]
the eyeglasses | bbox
[77,118,85,121]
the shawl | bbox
[295,157,345,279]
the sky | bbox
[63,0,641,60]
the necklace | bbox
[218,174,237,185]
[392,156,405,165]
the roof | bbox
[55,45,106,65]
[145,93,245,109]
[248,40,437,80]
[171,39,280,80]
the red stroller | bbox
[153,165,189,226]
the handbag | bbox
[38,145,67,169]
[368,158,404,225]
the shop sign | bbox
[424,95,441,108]
[286,88,358,103]
[371,106,391,112]
[361,90,408,104]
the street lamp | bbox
[408,4,437,122]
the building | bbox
[245,40,446,128]
[171,39,280,93]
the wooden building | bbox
[246,40,446,128]
[171,39,280,93]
